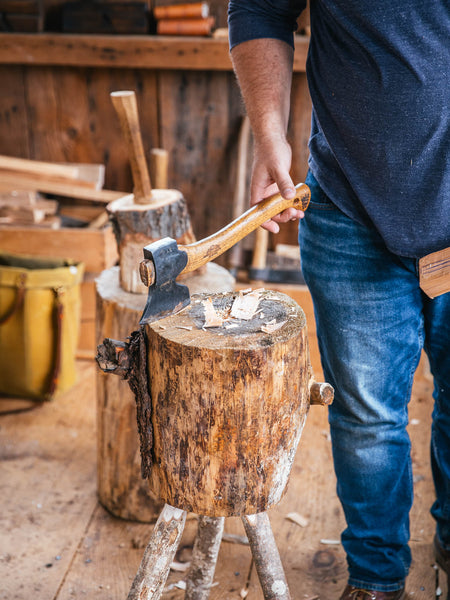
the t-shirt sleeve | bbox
[228,0,306,50]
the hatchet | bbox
[138,183,310,324]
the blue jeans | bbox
[298,172,450,591]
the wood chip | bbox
[170,561,191,572]
[164,580,187,591]
[202,297,223,327]
[286,512,309,528]
[221,532,249,545]
[175,326,193,331]
[261,320,286,334]
[230,290,262,320]
[320,538,341,545]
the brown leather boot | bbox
[434,535,450,600]
[339,585,407,600]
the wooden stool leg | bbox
[241,512,291,600]
[185,516,225,600]
[127,504,187,600]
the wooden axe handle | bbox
[140,183,310,286]
[110,90,153,204]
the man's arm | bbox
[231,38,304,233]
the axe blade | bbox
[140,279,190,324]
[139,237,190,324]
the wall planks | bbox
[0,38,312,250]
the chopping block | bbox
[95,264,235,522]
[98,289,333,600]
[107,90,196,294]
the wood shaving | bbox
[164,580,187,591]
[230,290,262,320]
[202,297,224,327]
[320,538,341,545]
[221,532,249,545]
[261,320,286,334]
[175,326,192,331]
[286,512,309,528]
[170,561,191,572]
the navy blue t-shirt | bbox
[228,0,450,258]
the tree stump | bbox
[107,190,196,294]
[95,265,235,522]
[144,289,314,517]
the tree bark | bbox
[242,512,291,600]
[145,289,312,516]
[185,516,225,600]
[95,265,235,522]
[127,504,187,600]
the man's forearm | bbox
[230,38,294,145]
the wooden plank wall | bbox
[0,67,311,248]
[0,2,312,249]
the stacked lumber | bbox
[0,155,123,229]
[0,190,58,227]
[154,2,215,36]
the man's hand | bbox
[231,37,305,233]
[251,134,304,233]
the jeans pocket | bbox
[305,170,337,211]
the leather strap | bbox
[0,273,27,325]
[46,287,64,399]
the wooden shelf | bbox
[0,32,308,71]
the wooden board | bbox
[0,360,97,600]
[0,65,30,158]
[0,224,118,272]
[158,69,246,253]
[0,41,312,252]
[0,34,309,71]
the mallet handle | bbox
[110,90,153,204]
[140,184,310,286]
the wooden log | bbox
[156,17,215,37]
[95,264,235,522]
[144,289,318,516]
[107,191,196,293]
[242,512,291,600]
[185,516,225,600]
[153,2,210,21]
[127,504,187,600]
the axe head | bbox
[139,238,190,325]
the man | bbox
[228,1,450,598]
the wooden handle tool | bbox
[110,90,153,204]
[140,183,310,287]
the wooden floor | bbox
[0,355,443,600]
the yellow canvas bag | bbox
[0,252,84,400]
